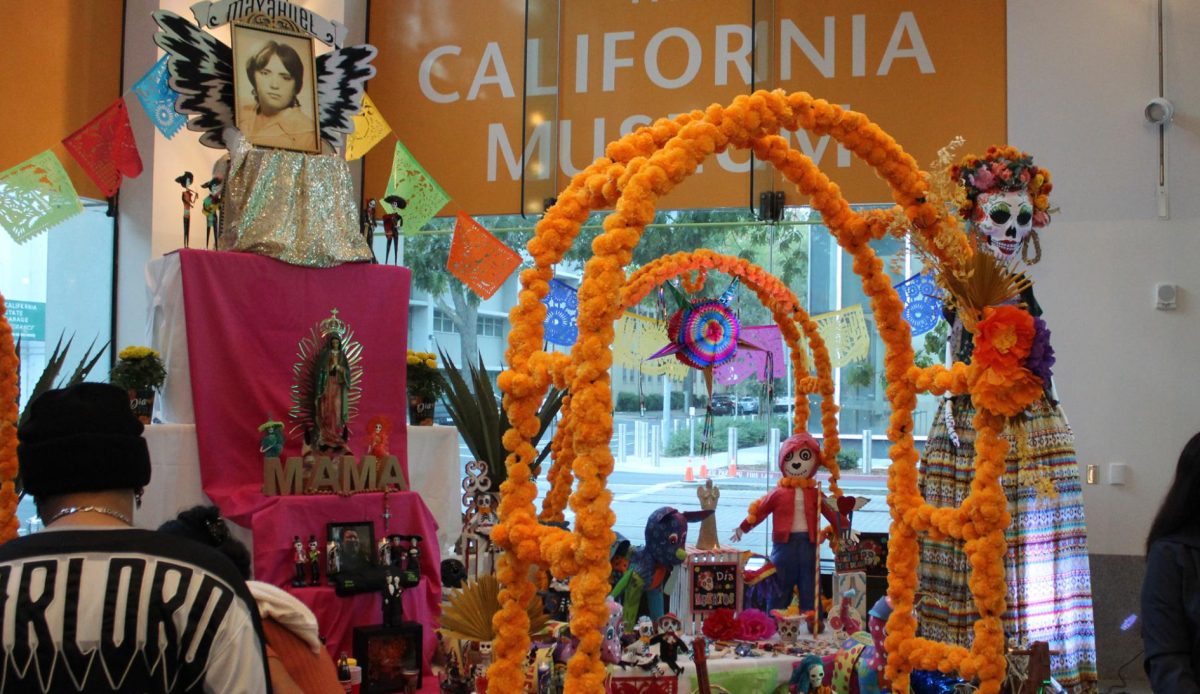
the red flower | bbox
[702,608,740,641]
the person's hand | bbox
[729,527,744,543]
[845,529,861,546]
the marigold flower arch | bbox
[494,89,1014,694]
[0,294,20,545]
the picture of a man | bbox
[333,523,374,572]
[233,25,319,152]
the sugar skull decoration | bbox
[650,612,690,675]
[612,505,713,629]
[600,598,624,665]
[771,610,804,644]
[952,146,1053,263]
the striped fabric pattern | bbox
[917,395,1099,693]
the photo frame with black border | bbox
[326,521,375,576]
[231,21,321,153]
[353,623,422,693]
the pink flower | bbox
[991,162,1013,181]
[1033,210,1050,227]
[969,168,996,191]
[737,608,778,641]
[1018,168,1031,184]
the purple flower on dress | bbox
[1026,317,1056,384]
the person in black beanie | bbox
[0,383,272,692]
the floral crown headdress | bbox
[951,145,1053,229]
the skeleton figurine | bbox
[771,610,804,645]
[307,535,321,585]
[621,616,660,671]
[695,478,720,550]
[790,653,830,694]
[474,641,493,681]
[291,536,307,587]
[649,613,689,675]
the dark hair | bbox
[174,171,193,187]
[159,505,252,579]
[245,40,304,102]
[1146,431,1200,555]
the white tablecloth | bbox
[138,423,463,554]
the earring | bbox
[1021,230,1042,265]
[135,488,144,509]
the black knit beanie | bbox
[18,382,152,499]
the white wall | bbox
[1010,0,1200,555]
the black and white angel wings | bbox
[152,10,376,150]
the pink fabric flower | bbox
[737,608,778,641]
[969,168,996,191]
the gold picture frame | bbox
[231,22,321,153]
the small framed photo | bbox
[231,22,321,153]
[354,623,423,693]
[326,521,375,575]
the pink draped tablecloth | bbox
[174,249,440,673]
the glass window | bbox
[432,308,458,334]
[477,314,504,337]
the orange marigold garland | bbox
[496,90,1022,694]
[0,293,20,544]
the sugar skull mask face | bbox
[975,190,1033,259]
[772,612,803,642]
[657,614,682,635]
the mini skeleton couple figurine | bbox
[383,572,405,626]
[291,535,321,587]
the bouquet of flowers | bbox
[406,349,444,400]
[110,346,167,392]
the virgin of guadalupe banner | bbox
[612,312,686,380]
[713,325,785,386]
[62,97,144,198]
[542,278,579,346]
[345,93,392,161]
[382,140,450,229]
[894,271,944,336]
[447,212,522,300]
[810,305,869,368]
[0,151,83,244]
[132,55,187,139]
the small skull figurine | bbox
[771,611,803,644]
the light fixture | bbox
[1144,97,1174,125]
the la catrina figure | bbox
[175,171,197,248]
[731,433,847,612]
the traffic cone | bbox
[727,459,738,477]
[684,463,694,482]
[698,463,708,479]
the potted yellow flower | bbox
[406,349,443,425]
[110,346,167,424]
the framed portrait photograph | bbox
[353,623,423,693]
[231,22,321,153]
[326,521,375,576]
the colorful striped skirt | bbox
[917,395,1098,693]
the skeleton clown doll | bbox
[731,433,847,611]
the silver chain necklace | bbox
[46,506,132,526]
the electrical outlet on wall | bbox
[1109,462,1129,485]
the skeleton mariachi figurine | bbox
[649,613,689,675]
[308,535,321,585]
[731,433,849,612]
[292,536,307,587]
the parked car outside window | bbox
[709,395,735,416]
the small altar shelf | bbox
[669,545,745,635]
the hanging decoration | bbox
[0,150,83,244]
[61,97,144,199]
[612,313,686,380]
[345,93,392,161]
[713,325,786,386]
[447,212,522,300]
[131,54,188,139]
[810,305,870,368]
[894,271,945,337]
[541,278,579,347]
[381,140,450,227]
